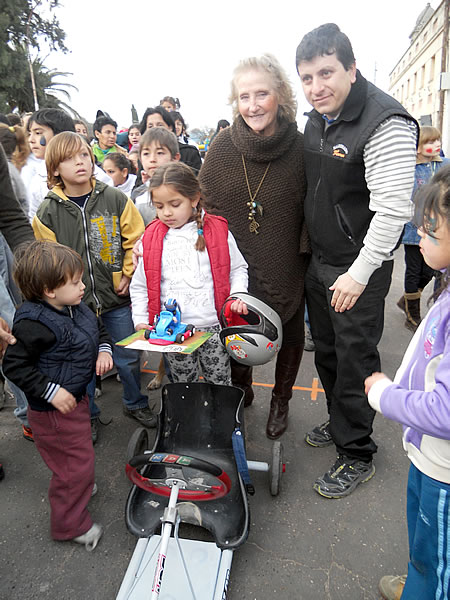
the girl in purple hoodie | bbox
[365,164,450,600]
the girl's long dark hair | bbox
[149,162,206,251]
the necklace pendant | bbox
[249,218,260,234]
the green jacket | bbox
[92,143,124,164]
[32,178,145,314]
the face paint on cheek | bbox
[426,148,433,153]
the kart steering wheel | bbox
[126,452,232,501]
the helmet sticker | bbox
[229,344,248,359]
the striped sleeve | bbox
[99,343,113,355]
[45,382,61,403]
[347,116,417,285]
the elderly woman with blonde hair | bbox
[200,53,309,439]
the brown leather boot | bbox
[231,360,254,407]
[266,344,303,439]
[404,291,421,332]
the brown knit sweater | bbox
[200,116,309,324]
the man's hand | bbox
[135,323,150,332]
[329,272,366,312]
[115,275,131,296]
[50,387,77,414]
[364,372,389,395]
[96,351,113,376]
[0,317,16,357]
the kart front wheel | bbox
[176,333,185,343]
[186,324,196,336]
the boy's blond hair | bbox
[139,128,179,159]
[45,131,95,189]
[419,126,441,147]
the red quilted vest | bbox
[142,213,231,324]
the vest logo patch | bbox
[332,144,348,158]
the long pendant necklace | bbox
[242,155,271,234]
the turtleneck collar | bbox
[230,115,300,163]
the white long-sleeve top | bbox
[130,219,248,329]
[117,174,137,196]
[347,116,417,285]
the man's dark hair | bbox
[93,115,117,137]
[296,23,355,70]
[27,108,75,135]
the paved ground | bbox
[0,250,424,600]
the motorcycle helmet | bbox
[219,292,282,366]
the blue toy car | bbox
[144,299,195,346]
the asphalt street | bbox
[0,250,421,600]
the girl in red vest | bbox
[130,162,248,384]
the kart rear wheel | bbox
[126,427,150,463]
[186,324,196,335]
[269,441,284,496]
[175,333,185,343]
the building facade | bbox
[389,1,450,153]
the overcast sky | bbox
[44,0,439,133]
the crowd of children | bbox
[0,102,449,600]
[0,102,248,553]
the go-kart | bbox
[144,299,195,346]
[117,382,284,600]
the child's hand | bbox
[230,299,248,315]
[135,323,150,332]
[132,236,144,268]
[0,317,15,357]
[51,387,77,414]
[141,170,149,184]
[115,275,131,296]
[364,372,389,395]
[96,351,113,376]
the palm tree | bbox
[32,57,80,117]
[1,48,80,117]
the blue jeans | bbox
[89,305,148,417]
[403,463,450,600]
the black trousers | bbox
[305,256,393,461]
[403,244,434,293]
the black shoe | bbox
[91,418,99,445]
[123,405,157,428]
[305,420,333,447]
[313,455,375,498]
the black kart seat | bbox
[125,382,250,550]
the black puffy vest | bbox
[15,301,99,400]
[303,71,418,267]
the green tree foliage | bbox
[0,0,68,113]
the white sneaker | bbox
[73,523,103,551]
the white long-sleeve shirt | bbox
[130,219,248,329]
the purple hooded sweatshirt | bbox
[368,287,450,483]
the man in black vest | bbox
[296,23,418,498]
